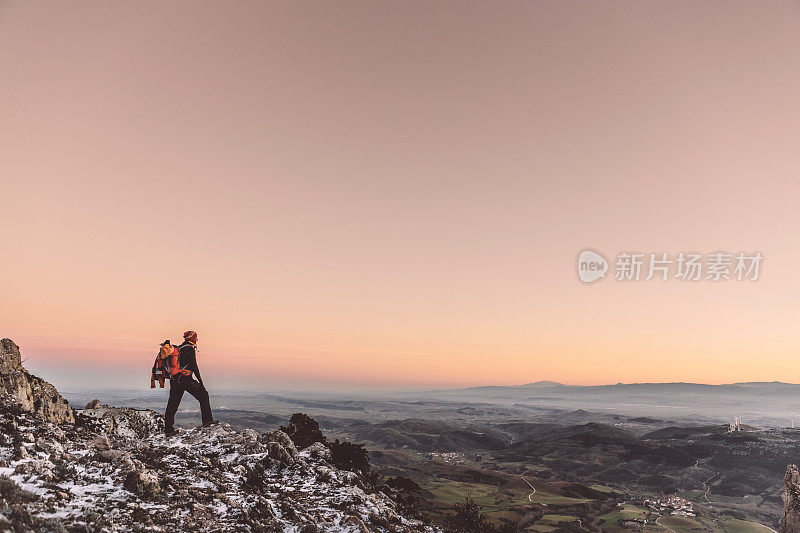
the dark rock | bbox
[782,464,800,533]
[95,449,126,462]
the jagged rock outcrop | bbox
[782,464,800,533]
[78,404,161,439]
[0,339,74,425]
[0,339,438,532]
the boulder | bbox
[267,441,296,465]
[85,399,103,409]
[124,469,161,496]
[303,442,332,462]
[241,428,258,441]
[261,430,299,458]
[96,449,126,463]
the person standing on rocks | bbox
[164,330,215,436]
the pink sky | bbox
[2,1,800,390]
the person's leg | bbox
[164,378,186,434]
[184,378,213,425]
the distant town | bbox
[645,496,696,517]
[425,451,466,463]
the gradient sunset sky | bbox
[2,1,800,390]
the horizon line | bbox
[55,379,800,394]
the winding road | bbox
[702,472,719,505]
[521,476,547,506]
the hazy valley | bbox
[60,381,800,531]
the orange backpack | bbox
[151,342,178,388]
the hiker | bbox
[164,330,215,436]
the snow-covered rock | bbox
[124,468,161,496]
[0,341,439,532]
[77,405,162,439]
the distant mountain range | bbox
[464,380,800,391]
[425,379,800,428]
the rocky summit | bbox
[0,340,438,532]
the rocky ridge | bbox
[0,339,437,532]
[0,339,73,425]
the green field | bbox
[423,478,530,521]
[539,513,579,524]
[599,504,651,527]
[525,482,594,505]
[719,518,776,532]
[590,484,623,494]
[658,514,774,533]
[422,476,607,527]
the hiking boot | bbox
[165,429,178,437]
[202,420,219,427]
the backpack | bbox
[151,341,178,388]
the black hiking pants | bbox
[164,375,213,433]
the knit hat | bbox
[183,331,198,343]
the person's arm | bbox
[190,350,203,386]
[184,344,203,386]
[151,354,159,388]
